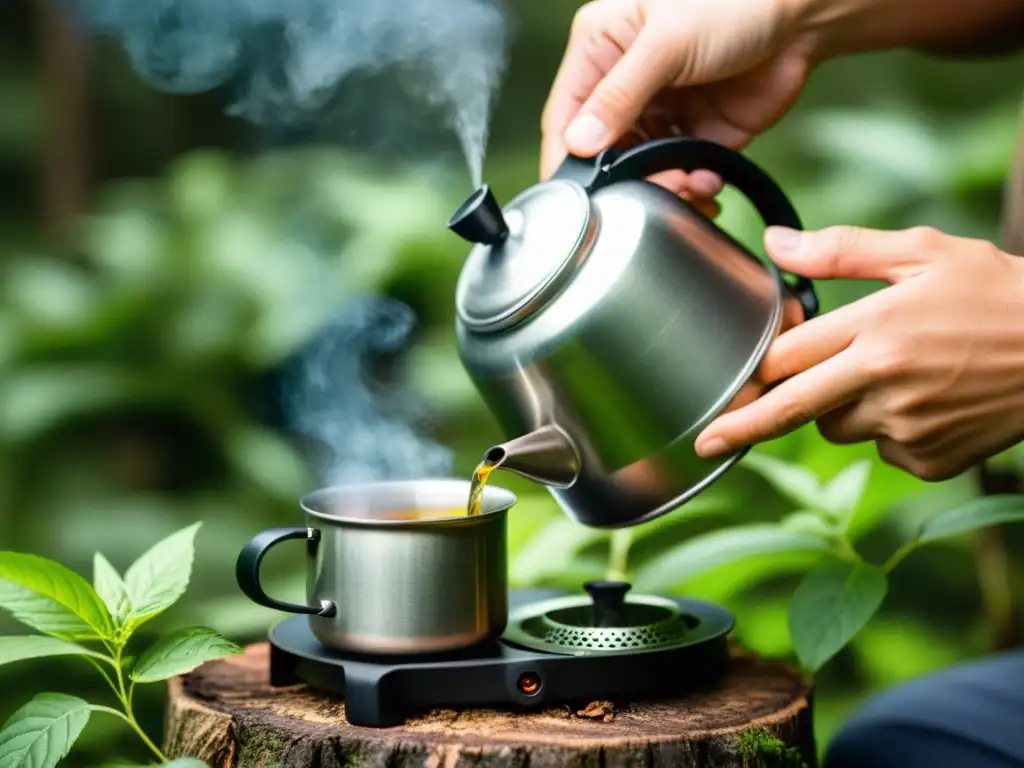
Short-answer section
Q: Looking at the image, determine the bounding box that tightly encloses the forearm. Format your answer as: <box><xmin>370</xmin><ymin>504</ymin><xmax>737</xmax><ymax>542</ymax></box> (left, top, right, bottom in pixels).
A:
<box><xmin>792</xmin><ymin>0</ymin><xmax>1024</xmax><ymax>61</ymax></box>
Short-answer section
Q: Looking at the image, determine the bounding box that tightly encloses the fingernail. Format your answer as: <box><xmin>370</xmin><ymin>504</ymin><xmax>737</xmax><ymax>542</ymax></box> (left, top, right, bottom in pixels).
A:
<box><xmin>565</xmin><ymin>113</ymin><xmax>609</xmax><ymax>152</ymax></box>
<box><xmin>765</xmin><ymin>226</ymin><xmax>802</xmax><ymax>255</ymax></box>
<box><xmin>695</xmin><ymin>436</ymin><xmax>728</xmax><ymax>458</ymax></box>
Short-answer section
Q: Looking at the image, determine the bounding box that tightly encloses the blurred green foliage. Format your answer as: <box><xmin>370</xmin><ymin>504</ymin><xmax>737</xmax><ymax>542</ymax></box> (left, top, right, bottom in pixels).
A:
<box><xmin>0</xmin><ymin>524</ymin><xmax>243</xmax><ymax>767</ymax></box>
<box><xmin>1</xmin><ymin>0</ymin><xmax>1024</xmax><ymax>764</ymax></box>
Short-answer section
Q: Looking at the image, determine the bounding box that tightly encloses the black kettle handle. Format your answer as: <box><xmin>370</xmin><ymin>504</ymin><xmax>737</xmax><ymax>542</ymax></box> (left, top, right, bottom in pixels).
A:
<box><xmin>235</xmin><ymin>527</ymin><xmax>336</xmax><ymax>617</ymax></box>
<box><xmin>552</xmin><ymin>138</ymin><xmax>819</xmax><ymax>319</ymax></box>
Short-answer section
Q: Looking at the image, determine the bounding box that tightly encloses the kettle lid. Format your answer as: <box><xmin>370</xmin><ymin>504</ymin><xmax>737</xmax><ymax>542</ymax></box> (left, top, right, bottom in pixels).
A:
<box><xmin>451</xmin><ymin>179</ymin><xmax>595</xmax><ymax>332</ymax></box>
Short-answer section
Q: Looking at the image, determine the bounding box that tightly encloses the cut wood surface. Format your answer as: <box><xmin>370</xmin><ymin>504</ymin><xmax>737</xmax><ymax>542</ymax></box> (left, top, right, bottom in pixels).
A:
<box><xmin>164</xmin><ymin>643</ymin><xmax>815</xmax><ymax>767</ymax></box>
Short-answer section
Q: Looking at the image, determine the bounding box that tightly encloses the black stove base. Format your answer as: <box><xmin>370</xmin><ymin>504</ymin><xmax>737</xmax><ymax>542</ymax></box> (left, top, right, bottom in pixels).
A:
<box><xmin>268</xmin><ymin>590</ymin><xmax>734</xmax><ymax>727</ymax></box>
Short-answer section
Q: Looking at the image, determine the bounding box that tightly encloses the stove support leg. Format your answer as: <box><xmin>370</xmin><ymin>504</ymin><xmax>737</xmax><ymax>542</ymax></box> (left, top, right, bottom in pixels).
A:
<box><xmin>343</xmin><ymin>671</ymin><xmax>404</xmax><ymax>728</ymax></box>
<box><xmin>269</xmin><ymin>642</ymin><xmax>299</xmax><ymax>687</ymax></box>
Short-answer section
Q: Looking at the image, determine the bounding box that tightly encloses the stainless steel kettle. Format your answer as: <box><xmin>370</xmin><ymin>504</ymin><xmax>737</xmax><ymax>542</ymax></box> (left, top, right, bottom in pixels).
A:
<box><xmin>447</xmin><ymin>137</ymin><xmax>819</xmax><ymax>529</ymax></box>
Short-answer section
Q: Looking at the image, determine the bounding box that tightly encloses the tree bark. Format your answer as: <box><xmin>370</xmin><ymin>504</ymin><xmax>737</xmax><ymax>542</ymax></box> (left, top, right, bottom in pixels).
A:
<box><xmin>34</xmin><ymin>0</ymin><xmax>91</xmax><ymax>240</ymax></box>
<box><xmin>164</xmin><ymin>644</ymin><xmax>816</xmax><ymax>767</ymax></box>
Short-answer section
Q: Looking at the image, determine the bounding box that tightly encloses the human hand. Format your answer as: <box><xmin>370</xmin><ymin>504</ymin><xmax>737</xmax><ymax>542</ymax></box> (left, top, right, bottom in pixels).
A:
<box><xmin>694</xmin><ymin>226</ymin><xmax>1024</xmax><ymax>481</ymax></box>
<box><xmin>539</xmin><ymin>0</ymin><xmax>822</xmax><ymax>213</ymax></box>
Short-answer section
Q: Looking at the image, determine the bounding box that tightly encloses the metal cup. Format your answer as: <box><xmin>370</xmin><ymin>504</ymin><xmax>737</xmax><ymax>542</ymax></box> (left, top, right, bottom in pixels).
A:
<box><xmin>236</xmin><ymin>478</ymin><xmax>514</xmax><ymax>656</ymax></box>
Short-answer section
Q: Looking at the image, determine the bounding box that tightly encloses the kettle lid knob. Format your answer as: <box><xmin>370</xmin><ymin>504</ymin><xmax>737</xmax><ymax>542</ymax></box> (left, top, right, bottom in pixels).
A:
<box><xmin>451</xmin><ymin>179</ymin><xmax>596</xmax><ymax>333</ymax></box>
<box><xmin>448</xmin><ymin>185</ymin><xmax>509</xmax><ymax>245</ymax></box>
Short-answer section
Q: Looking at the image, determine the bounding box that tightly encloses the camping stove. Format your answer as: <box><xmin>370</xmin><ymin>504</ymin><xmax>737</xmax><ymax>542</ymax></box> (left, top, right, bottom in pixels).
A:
<box><xmin>268</xmin><ymin>582</ymin><xmax>734</xmax><ymax>727</ymax></box>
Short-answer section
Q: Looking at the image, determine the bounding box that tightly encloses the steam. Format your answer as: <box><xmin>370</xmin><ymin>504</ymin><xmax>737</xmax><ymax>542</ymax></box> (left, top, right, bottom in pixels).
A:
<box><xmin>75</xmin><ymin>0</ymin><xmax>510</xmax><ymax>186</ymax></box>
<box><xmin>70</xmin><ymin>0</ymin><xmax>508</xmax><ymax>487</ymax></box>
<box><xmin>278</xmin><ymin>296</ymin><xmax>453</xmax><ymax>485</ymax></box>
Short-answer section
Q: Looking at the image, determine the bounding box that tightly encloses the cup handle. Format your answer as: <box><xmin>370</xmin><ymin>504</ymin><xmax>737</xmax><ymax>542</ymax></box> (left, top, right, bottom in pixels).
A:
<box><xmin>235</xmin><ymin>527</ymin><xmax>336</xmax><ymax>617</ymax></box>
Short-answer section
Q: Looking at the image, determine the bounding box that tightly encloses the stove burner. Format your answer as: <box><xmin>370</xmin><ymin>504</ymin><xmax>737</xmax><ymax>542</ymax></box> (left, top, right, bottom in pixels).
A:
<box><xmin>503</xmin><ymin>582</ymin><xmax>698</xmax><ymax>654</ymax></box>
<box><xmin>268</xmin><ymin>588</ymin><xmax>734</xmax><ymax>727</ymax></box>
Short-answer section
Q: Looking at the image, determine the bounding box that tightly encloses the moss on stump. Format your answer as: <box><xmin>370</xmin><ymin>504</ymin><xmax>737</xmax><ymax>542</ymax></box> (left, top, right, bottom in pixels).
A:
<box><xmin>164</xmin><ymin>644</ymin><xmax>816</xmax><ymax>767</ymax></box>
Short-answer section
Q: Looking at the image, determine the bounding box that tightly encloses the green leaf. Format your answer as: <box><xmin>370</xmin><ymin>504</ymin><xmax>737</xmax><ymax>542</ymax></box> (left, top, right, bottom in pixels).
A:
<box><xmin>741</xmin><ymin>452</ymin><xmax>825</xmax><ymax>511</ymax></box>
<box><xmin>0</xmin><ymin>583</ymin><xmax>92</xmax><ymax>640</ymax></box>
<box><xmin>668</xmin><ymin>550</ymin><xmax>825</xmax><ymax>604</ymax></box>
<box><xmin>846</xmin><ymin>456</ymin><xmax>928</xmax><ymax>540</ymax></box>
<box><xmin>0</xmin><ymin>635</ymin><xmax>109</xmax><ymax>667</ymax></box>
<box><xmin>781</xmin><ymin>511</ymin><xmax>836</xmax><ymax>538</ymax></box>
<box><xmin>511</xmin><ymin>490</ymin><xmax>736</xmax><ymax>586</ymax></box>
<box><xmin>92</xmin><ymin>554</ymin><xmax>130</xmax><ymax>628</ymax></box>
<box><xmin>510</xmin><ymin>517</ymin><xmax>607</xmax><ymax>586</ymax></box>
<box><xmin>917</xmin><ymin>495</ymin><xmax>1024</xmax><ymax>544</ymax></box>
<box><xmin>0</xmin><ymin>553</ymin><xmax>112</xmax><ymax>640</ymax></box>
<box><xmin>787</xmin><ymin>560</ymin><xmax>888</xmax><ymax>672</ymax></box>
<box><xmin>123</xmin><ymin>523</ymin><xmax>202</xmax><ymax>632</ymax></box>
<box><xmin>629</xmin><ymin>490</ymin><xmax>735</xmax><ymax>544</ymax></box>
<box><xmin>0</xmin><ymin>693</ymin><xmax>91</xmax><ymax>768</ymax></box>
<box><xmin>820</xmin><ymin>461</ymin><xmax>872</xmax><ymax>523</ymax></box>
<box><xmin>130</xmin><ymin>627</ymin><xmax>242</xmax><ymax>683</ymax></box>
<box><xmin>632</xmin><ymin>524</ymin><xmax>832</xmax><ymax>593</ymax></box>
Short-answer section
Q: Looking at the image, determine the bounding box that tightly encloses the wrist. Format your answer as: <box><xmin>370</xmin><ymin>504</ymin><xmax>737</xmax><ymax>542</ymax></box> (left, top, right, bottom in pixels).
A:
<box><xmin>785</xmin><ymin>0</ymin><xmax>1024</xmax><ymax>62</ymax></box>
<box><xmin>778</xmin><ymin>0</ymin><xmax>871</xmax><ymax>66</ymax></box>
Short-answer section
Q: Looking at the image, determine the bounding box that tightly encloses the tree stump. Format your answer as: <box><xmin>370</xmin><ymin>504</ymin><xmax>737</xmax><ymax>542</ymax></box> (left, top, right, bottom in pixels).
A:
<box><xmin>164</xmin><ymin>644</ymin><xmax>815</xmax><ymax>768</ymax></box>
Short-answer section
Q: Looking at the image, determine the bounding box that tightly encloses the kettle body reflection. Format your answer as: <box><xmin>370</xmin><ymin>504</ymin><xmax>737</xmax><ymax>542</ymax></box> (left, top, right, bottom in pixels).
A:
<box><xmin>448</xmin><ymin>138</ymin><xmax>819</xmax><ymax>529</ymax></box>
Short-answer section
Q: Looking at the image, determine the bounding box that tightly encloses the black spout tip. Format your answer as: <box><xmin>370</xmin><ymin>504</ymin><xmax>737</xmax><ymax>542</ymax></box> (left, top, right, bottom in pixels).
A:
<box><xmin>448</xmin><ymin>184</ymin><xmax>509</xmax><ymax>245</ymax></box>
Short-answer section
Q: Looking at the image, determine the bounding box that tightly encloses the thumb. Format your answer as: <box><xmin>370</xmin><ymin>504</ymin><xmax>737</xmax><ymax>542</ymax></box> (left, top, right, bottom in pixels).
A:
<box><xmin>764</xmin><ymin>225</ymin><xmax>938</xmax><ymax>284</ymax></box>
<box><xmin>564</xmin><ymin>27</ymin><xmax>679</xmax><ymax>157</ymax></box>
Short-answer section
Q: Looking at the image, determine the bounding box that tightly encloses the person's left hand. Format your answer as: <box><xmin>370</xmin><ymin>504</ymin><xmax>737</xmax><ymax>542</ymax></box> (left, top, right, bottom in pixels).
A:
<box><xmin>694</xmin><ymin>224</ymin><xmax>1024</xmax><ymax>481</ymax></box>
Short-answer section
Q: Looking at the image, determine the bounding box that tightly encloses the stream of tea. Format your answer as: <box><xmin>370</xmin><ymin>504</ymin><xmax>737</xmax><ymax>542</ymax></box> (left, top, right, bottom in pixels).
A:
<box><xmin>370</xmin><ymin>454</ymin><xmax>499</xmax><ymax>520</ymax></box>
<box><xmin>467</xmin><ymin>455</ymin><xmax>500</xmax><ymax>516</ymax></box>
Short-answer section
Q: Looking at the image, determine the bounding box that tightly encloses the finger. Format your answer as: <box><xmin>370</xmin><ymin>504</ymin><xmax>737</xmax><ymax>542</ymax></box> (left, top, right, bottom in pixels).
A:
<box><xmin>701</xmin><ymin>52</ymin><xmax>811</xmax><ymax>140</ymax></box>
<box><xmin>692</xmin><ymin>198</ymin><xmax>721</xmax><ymax>219</ymax></box>
<box><xmin>646</xmin><ymin>170</ymin><xmax>722</xmax><ymax>198</ymax></box>
<box><xmin>875</xmin><ymin>438</ymin><xmax>917</xmax><ymax>474</ymax></box>
<box><xmin>874</xmin><ymin>437</ymin><xmax>957</xmax><ymax>482</ymax></box>
<box><xmin>648</xmin><ymin>169</ymin><xmax>689</xmax><ymax>194</ymax></box>
<box><xmin>780</xmin><ymin>291</ymin><xmax>805</xmax><ymax>331</ymax></box>
<box><xmin>816</xmin><ymin>401</ymin><xmax>878</xmax><ymax>445</ymax></box>
<box><xmin>757</xmin><ymin>298</ymin><xmax>879</xmax><ymax>385</ymax></box>
<box><xmin>610</xmin><ymin>125</ymin><xmax>723</xmax><ymax>214</ymax></box>
<box><xmin>619</xmin><ymin>128</ymin><xmax>721</xmax><ymax>213</ymax></box>
<box><xmin>564</xmin><ymin>26</ymin><xmax>681</xmax><ymax>157</ymax></box>
<box><xmin>683</xmin><ymin>169</ymin><xmax>723</xmax><ymax>198</ymax></box>
<box><xmin>539</xmin><ymin>4</ymin><xmax>616</xmax><ymax>179</ymax></box>
<box><xmin>694</xmin><ymin>347</ymin><xmax>870</xmax><ymax>458</ymax></box>
<box><xmin>660</xmin><ymin>87</ymin><xmax>753</xmax><ymax>149</ymax></box>
<box><xmin>764</xmin><ymin>225</ymin><xmax>944</xmax><ymax>284</ymax></box>
<box><xmin>877</xmin><ymin>437</ymin><xmax>978</xmax><ymax>483</ymax></box>
<box><xmin>634</xmin><ymin>107</ymin><xmax>725</xmax><ymax>201</ymax></box>
<box><xmin>540</xmin><ymin>131</ymin><xmax>568</xmax><ymax>182</ymax></box>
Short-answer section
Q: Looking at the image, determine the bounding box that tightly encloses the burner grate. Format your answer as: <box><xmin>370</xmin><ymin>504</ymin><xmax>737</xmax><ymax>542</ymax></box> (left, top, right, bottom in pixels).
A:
<box><xmin>532</xmin><ymin>624</ymin><xmax>684</xmax><ymax>651</ymax></box>
<box><xmin>504</xmin><ymin>594</ymin><xmax>697</xmax><ymax>655</ymax></box>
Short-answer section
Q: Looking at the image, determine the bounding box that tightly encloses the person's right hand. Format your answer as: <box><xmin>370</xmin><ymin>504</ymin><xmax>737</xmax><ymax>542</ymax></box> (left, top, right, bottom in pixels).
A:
<box><xmin>540</xmin><ymin>0</ymin><xmax>824</xmax><ymax>208</ymax></box>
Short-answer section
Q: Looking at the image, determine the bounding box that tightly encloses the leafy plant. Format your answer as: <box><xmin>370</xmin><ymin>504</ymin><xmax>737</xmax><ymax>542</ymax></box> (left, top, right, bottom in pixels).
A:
<box><xmin>509</xmin><ymin>489</ymin><xmax>736</xmax><ymax>587</ymax></box>
<box><xmin>0</xmin><ymin>523</ymin><xmax>240</xmax><ymax>767</ymax></box>
<box><xmin>629</xmin><ymin>452</ymin><xmax>1024</xmax><ymax>673</ymax></box>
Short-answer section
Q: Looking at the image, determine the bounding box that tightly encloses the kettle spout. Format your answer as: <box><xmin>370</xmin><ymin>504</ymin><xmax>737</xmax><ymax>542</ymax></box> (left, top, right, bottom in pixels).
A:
<box><xmin>484</xmin><ymin>425</ymin><xmax>579</xmax><ymax>488</ymax></box>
